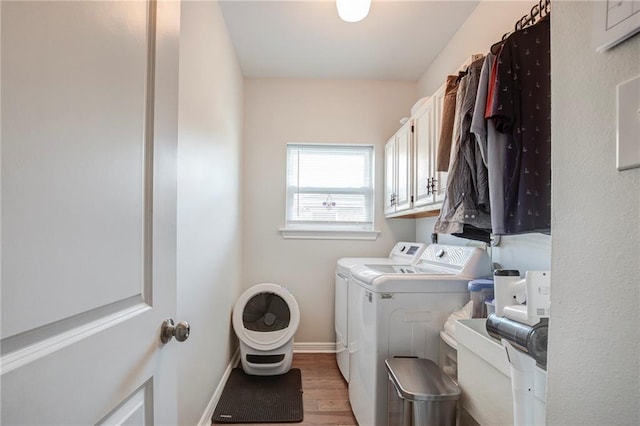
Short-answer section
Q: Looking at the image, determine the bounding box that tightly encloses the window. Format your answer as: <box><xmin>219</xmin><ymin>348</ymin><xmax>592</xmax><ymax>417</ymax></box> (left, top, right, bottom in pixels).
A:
<box><xmin>283</xmin><ymin>144</ymin><xmax>377</xmax><ymax>239</ymax></box>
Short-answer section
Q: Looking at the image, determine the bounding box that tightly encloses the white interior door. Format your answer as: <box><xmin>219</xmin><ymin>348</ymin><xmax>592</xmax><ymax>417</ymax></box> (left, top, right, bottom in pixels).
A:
<box><xmin>1</xmin><ymin>1</ymin><xmax>180</xmax><ymax>424</ymax></box>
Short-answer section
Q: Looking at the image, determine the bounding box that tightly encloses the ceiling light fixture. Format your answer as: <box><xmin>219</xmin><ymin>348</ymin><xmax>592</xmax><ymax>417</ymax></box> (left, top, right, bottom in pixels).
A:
<box><xmin>336</xmin><ymin>0</ymin><xmax>371</xmax><ymax>23</ymax></box>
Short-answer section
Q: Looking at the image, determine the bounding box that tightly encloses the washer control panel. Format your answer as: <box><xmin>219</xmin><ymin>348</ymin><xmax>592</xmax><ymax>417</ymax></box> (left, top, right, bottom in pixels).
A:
<box><xmin>389</xmin><ymin>242</ymin><xmax>427</xmax><ymax>263</ymax></box>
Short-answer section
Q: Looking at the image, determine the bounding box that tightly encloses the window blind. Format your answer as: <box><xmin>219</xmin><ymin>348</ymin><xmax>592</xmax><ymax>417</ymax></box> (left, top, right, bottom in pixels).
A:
<box><xmin>286</xmin><ymin>144</ymin><xmax>374</xmax><ymax>230</ymax></box>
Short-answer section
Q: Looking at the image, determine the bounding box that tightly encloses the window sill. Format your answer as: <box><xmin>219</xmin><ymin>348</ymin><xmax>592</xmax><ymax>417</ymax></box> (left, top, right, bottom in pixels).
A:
<box><xmin>279</xmin><ymin>228</ymin><xmax>381</xmax><ymax>240</ymax></box>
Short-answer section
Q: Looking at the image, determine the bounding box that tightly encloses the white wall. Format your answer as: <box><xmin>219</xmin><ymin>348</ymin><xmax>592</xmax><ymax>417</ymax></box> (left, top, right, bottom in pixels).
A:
<box><xmin>243</xmin><ymin>79</ymin><xmax>417</xmax><ymax>343</ymax></box>
<box><xmin>415</xmin><ymin>0</ymin><xmax>552</xmax><ymax>273</ymax></box>
<box><xmin>177</xmin><ymin>2</ymin><xmax>244</xmax><ymax>425</ymax></box>
<box><xmin>547</xmin><ymin>2</ymin><xmax>640</xmax><ymax>424</ymax></box>
<box><xmin>418</xmin><ymin>0</ymin><xmax>536</xmax><ymax>96</ymax></box>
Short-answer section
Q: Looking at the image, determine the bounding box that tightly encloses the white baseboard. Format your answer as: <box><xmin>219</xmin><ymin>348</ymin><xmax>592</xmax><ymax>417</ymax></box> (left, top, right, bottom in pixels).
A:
<box><xmin>197</xmin><ymin>348</ymin><xmax>240</xmax><ymax>426</ymax></box>
<box><xmin>294</xmin><ymin>342</ymin><xmax>336</xmax><ymax>353</ymax></box>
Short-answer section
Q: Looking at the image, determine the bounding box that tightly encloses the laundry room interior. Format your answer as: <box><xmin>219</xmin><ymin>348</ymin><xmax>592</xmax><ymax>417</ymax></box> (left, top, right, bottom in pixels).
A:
<box><xmin>1</xmin><ymin>0</ymin><xmax>639</xmax><ymax>425</ymax></box>
<box><xmin>184</xmin><ymin>1</ymin><xmax>639</xmax><ymax>424</ymax></box>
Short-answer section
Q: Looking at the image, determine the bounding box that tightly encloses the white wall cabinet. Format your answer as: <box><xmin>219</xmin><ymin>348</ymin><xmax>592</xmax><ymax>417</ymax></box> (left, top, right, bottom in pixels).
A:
<box><xmin>412</xmin><ymin>95</ymin><xmax>436</xmax><ymax>208</ymax></box>
<box><xmin>384</xmin><ymin>137</ymin><xmax>396</xmax><ymax>215</ymax></box>
<box><xmin>385</xmin><ymin>82</ymin><xmax>447</xmax><ymax>218</ymax></box>
<box><xmin>384</xmin><ymin>121</ymin><xmax>413</xmax><ymax>215</ymax></box>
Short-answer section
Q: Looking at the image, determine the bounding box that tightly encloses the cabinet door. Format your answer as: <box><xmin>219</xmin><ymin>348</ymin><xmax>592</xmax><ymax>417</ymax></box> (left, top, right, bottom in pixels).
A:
<box><xmin>433</xmin><ymin>83</ymin><xmax>448</xmax><ymax>204</ymax></box>
<box><xmin>394</xmin><ymin>122</ymin><xmax>413</xmax><ymax>211</ymax></box>
<box><xmin>384</xmin><ymin>137</ymin><xmax>396</xmax><ymax>215</ymax></box>
<box><xmin>413</xmin><ymin>99</ymin><xmax>435</xmax><ymax>208</ymax></box>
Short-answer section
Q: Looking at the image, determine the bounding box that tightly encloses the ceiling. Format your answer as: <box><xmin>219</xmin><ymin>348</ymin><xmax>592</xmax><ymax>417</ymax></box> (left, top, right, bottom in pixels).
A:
<box><xmin>218</xmin><ymin>0</ymin><xmax>480</xmax><ymax>81</ymax></box>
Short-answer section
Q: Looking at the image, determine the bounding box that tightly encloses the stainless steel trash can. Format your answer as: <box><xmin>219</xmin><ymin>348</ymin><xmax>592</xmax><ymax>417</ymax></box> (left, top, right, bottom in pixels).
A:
<box><xmin>386</xmin><ymin>358</ymin><xmax>460</xmax><ymax>426</ymax></box>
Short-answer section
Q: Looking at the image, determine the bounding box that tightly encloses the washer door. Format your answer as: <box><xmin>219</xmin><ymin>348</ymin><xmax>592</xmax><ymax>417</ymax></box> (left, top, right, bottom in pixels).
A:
<box><xmin>233</xmin><ymin>283</ymin><xmax>300</xmax><ymax>351</ymax></box>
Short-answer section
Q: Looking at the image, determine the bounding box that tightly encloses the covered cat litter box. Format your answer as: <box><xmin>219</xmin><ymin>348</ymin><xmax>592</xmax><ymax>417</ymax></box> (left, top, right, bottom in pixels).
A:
<box><xmin>232</xmin><ymin>283</ymin><xmax>300</xmax><ymax>375</ymax></box>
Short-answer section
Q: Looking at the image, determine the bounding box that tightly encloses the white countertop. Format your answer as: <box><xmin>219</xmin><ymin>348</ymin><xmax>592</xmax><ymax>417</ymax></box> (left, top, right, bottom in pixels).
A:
<box><xmin>456</xmin><ymin>318</ymin><xmax>512</xmax><ymax>377</ymax></box>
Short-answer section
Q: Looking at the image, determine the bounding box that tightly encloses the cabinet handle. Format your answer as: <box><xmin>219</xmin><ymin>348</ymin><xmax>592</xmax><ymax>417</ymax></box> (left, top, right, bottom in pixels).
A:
<box><xmin>430</xmin><ymin>178</ymin><xmax>437</xmax><ymax>193</ymax></box>
<box><xmin>426</xmin><ymin>178</ymin><xmax>432</xmax><ymax>195</ymax></box>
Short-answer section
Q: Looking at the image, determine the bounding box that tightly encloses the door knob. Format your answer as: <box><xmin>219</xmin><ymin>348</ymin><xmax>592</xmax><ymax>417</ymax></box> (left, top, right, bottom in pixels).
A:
<box><xmin>160</xmin><ymin>318</ymin><xmax>190</xmax><ymax>344</ymax></box>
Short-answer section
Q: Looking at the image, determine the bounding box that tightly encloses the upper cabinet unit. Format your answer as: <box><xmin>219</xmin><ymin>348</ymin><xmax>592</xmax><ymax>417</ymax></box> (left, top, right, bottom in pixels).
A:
<box><xmin>413</xmin><ymin>84</ymin><xmax>448</xmax><ymax>208</ymax></box>
<box><xmin>384</xmin><ymin>120</ymin><xmax>413</xmax><ymax>215</ymax></box>
<box><xmin>384</xmin><ymin>82</ymin><xmax>448</xmax><ymax>218</ymax></box>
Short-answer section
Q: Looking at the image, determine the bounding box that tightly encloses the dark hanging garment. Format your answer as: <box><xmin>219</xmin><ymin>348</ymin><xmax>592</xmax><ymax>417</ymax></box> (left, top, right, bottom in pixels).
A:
<box><xmin>434</xmin><ymin>57</ymin><xmax>492</xmax><ymax>236</ymax></box>
<box><xmin>489</xmin><ymin>16</ymin><xmax>551</xmax><ymax>235</ymax></box>
<box><xmin>485</xmin><ymin>45</ymin><xmax>503</xmax><ymax>120</ymax></box>
<box><xmin>452</xmin><ymin>224</ymin><xmax>491</xmax><ymax>244</ymax></box>
<box><xmin>471</xmin><ymin>52</ymin><xmax>509</xmax><ymax>235</ymax></box>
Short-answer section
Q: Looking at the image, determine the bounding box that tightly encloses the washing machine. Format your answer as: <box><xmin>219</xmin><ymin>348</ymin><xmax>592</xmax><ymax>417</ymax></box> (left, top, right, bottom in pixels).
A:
<box><xmin>347</xmin><ymin>244</ymin><xmax>491</xmax><ymax>426</ymax></box>
<box><xmin>335</xmin><ymin>242</ymin><xmax>426</xmax><ymax>382</ymax></box>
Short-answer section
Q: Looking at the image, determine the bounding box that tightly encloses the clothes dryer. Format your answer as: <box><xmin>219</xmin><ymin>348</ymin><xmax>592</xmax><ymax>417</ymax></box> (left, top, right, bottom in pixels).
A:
<box><xmin>334</xmin><ymin>242</ymin><xmax>426</xmax><ymax>382</ymax></box>
<box><xmin>347</xmin><ymin>244</ymin><xmax>491</xmax><ymax>426</ymax></box>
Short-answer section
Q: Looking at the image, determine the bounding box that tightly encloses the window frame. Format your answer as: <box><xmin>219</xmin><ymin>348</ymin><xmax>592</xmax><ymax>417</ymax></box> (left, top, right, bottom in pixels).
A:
<box><xmin>280</xmin><ymin>143</ymin><xmax>380</xmax><ymax>240</ymax></box>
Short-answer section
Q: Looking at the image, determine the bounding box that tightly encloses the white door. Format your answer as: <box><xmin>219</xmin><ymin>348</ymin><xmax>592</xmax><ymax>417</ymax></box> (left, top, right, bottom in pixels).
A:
<box><xmin>394</xmin><ymin>121</ymin><xmax>413</xmax><ymax>212</ymax></box>
<box><xmin>412</xmin><ymin>98</ymin><xmax>435</xmax><ymax>208</ymax></box>
<box><xmin>383</xmin><ymin>137</ymin><xmax>396</xmax><ymax>215</ymax></box>
<box><xmin>1</xmin><ymin>1</ymin><xmax>181</xmax><ymax>424</ymax></box>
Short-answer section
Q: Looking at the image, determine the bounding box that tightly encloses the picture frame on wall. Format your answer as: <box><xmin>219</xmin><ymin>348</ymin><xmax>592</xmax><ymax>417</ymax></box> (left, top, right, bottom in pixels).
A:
<box><xmin>593</xmin><ymin>0</ymin><xmax>640</xmax><ymax>52</ymax></box>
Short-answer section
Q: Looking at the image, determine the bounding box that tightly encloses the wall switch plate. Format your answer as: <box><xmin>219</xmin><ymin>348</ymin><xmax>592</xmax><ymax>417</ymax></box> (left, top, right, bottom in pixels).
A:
<box><xmin>616</xmin><ymin>74</ymin><xmax>640</xmax><ymax>171</ymax></box>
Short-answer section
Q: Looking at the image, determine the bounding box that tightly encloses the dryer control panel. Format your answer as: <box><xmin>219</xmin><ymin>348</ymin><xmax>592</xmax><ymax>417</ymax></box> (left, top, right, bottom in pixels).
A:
<box><xmin>389</xmin><ymin>242</ymin><xmax>427</xmax><ymax>262</ymax></box>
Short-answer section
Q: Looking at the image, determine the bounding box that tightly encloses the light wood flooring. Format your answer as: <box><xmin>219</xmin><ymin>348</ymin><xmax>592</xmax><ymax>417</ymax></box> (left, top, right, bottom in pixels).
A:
<box><xmin>233</xmin><ymin>353</ymin><xmax>358</xmax><ymax>426</ymax></box>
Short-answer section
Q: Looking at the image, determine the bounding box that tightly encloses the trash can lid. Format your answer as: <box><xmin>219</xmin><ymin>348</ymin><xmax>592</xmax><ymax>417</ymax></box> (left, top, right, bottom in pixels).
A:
<box><xmin>468</xmin><ymin>277</ymin><xmax>494</xmax><ymax>291</ymax></box>
<box><xmin>385</xmin><ymin>358</ymin><xmax>460</xmax><ymax>402</ymax></box>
